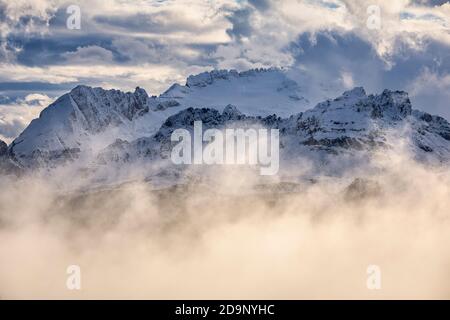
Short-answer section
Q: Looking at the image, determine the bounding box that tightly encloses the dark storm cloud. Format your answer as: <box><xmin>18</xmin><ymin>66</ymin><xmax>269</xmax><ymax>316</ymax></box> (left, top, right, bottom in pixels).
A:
<box><xmin>0</xmin><ymin>2</ymin><xmax>7</xmax><ymax>23</ymax></box>
<box><xmin>0</xmin><ymin>94</ymin><xmax>14</xmax><ymax>104</ymax></box>
<box><xmin>248</xmin><ymin>0</ymin><xmax>271</xmax><ymax>11</ymax></box>
<box><xmin>225</xmin><ymin>7</ymin><xmax>253</xmax><ymax>41</ymax></box>
<box><xmin>412</xmin><ymin>0</ymin><xmax>449</xmax><ymax>6</ymax></box>
<box><xmin>3</xmin><ymin>13</ymin><xmax>50</xmax><ymax>33</ymax></box>
<box><xmin>48</xmin><ymin>5</ymin><xmax>71</xmax><ymax>29</ymax></box>
<box><xmin>7</xmin><ymin>33</ymin><xmax>116</xmax><ymax>66</ymax></box>
<box><xmin>292</xmin><ymin>31</ymin><xmax>449</xmax><ymax>87</ymax></box>
<box><xmin>290</xmin><ymin>32</ymin><xmax>383</xmax><ymax>88</ymax></box>
<box><xmin>0</xmin><ymin>81</ymin><xmax>75</xmax><ymax>92</ymax></box>
<box><xmin>290</xmin><ymin>31</ymin><xmax>450</xmax><ymax>118</ymax></box>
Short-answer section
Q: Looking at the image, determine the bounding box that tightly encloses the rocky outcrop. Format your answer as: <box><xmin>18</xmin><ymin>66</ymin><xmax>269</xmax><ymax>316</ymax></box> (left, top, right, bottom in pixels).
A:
<box><xmin>0</xmin><ymin>140</ymin><xmax>22</xmax><ymax>176</ymax></box>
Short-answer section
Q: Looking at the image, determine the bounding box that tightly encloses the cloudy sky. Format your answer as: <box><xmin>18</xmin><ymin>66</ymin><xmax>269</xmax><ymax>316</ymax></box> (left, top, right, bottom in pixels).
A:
<box><xmin>0</xmin><ymin>0</ymin><xmax>449</xmax><ymax>142</ymax></box>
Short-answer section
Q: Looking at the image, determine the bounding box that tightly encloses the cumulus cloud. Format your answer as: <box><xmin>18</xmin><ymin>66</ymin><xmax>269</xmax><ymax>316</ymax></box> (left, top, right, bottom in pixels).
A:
<box><xmin>22</xmin><ymin>92</ymin><xmax>53</xmax><ymax>106</ymax></box>
<box><xmin>212</xmin><ymin>0</ymin><xmax>450</xmax><ymax>70</ymax></box>
<box><xmin>0</xmin><ymin>0</ymin><xmax>57</xmax><ymax>61</ymax></box>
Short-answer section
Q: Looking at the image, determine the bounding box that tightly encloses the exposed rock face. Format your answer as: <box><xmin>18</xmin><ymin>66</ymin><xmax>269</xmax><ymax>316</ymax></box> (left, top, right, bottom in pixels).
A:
<box><xmin>69</xmin><ymin>85</ymin><xmax>150</xmax><ymax>131</ymax></box>
<box><xmin>0</xmin><ymin>139</ymin><xmax>22</xmax><ymax>176</ymax></box>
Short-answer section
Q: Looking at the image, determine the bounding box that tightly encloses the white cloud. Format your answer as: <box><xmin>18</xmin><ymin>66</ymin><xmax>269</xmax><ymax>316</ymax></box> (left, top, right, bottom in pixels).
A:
<box><xmin>63</xmin><ymin>46</ymin><xmax>114</xmax><ymax>65</ymax></box>
<box><xmin>340</xmin><ymin>70</ymin><xmax>355</xmax><ymax>89</ymax></box>
<box><xmin>408</xmin><ymin>68</ymin><xmax>450</xmax><ymax>118</ymax></box>
<box><xmin>0</xmin><ymin>0</ymin><xmax>58</xmax><ymax>61</ymax></box>
<box><xmin>211</xmin><ymin>0</ymin><xmax>450</xmax><ymax>70</ymax></box>
<box><xmin>0</xmin><ymin>93</ymin><xmax>54</xmax><ymax>143</ymax></box>
<box><xmin>23</xmin><ymin>93</ymin><xmax>54</xmax><ymax>107</ymax></box>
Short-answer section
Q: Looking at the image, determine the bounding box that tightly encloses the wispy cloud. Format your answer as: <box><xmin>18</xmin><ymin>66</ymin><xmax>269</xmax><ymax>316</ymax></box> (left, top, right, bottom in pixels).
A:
<box><xmin>0</xmin><ymin>92</ymin><xmax>53</xmax><ymax>143</ymax></box>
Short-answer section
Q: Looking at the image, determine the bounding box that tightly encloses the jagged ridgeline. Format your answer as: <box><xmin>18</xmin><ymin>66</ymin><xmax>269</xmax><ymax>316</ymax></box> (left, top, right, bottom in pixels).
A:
<box><xmin>2</xmin><ymin>68</ymin><xmax>450</xmax><ymax>182</ymax></box>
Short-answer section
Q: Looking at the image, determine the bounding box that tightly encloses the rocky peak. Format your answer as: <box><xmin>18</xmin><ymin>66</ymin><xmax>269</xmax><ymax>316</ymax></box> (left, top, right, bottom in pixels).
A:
<box><xmin>186</xmin><ymin>70</ymin><xmax>235</xmax><ymax>87</ymax></box>
<box><xmin>222</xmin><ymin>104</ymin><xmax>243</xmax><ymax>120</ymax></box>
<box><xmin>370</xmin><ymin>89</ymin><xmax>412</xmax><ymax>119</ymax></box>
<box><xmin>343</xmin><ymin>87</ymin><xmax>366</xmax><ymax>98</ymax></box>
<box><xmin>134</xmin><ymin>86</ymin><xmax>149</xmax><ymax>104</ymax></box>
<box><xmin>161</xmin><ymin>107</ymin><xmax>222</xmax><ymax>129</ymax></box>
<box><xmin>68</xmin><ymin>85</ymin><xmax>150</xmax><ymax>132</ymax></box>
<box><xmin>185</xmin><ymin>68</ymin><xmax>282</xmax><ymax>88</ymax></box>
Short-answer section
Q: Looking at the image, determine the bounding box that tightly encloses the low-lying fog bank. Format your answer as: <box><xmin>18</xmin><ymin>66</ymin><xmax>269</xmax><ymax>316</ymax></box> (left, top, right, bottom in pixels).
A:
<box><xmin>1</xmin><ymin>151</ymin><xmax>450</xmax><ymax>299</ymax></box>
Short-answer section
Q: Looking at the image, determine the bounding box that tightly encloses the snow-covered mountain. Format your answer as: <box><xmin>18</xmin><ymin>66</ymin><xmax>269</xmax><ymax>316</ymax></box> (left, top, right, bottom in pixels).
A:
<box><xmin>4</xmin><ymin>68</ymin><xmax>450</xmax><ymax>186</ymax></box>
<box><xmin>8</xmin><ymin>68</ymin><xmax>308</xmax><ymax>168</ymax></box>
<box><xmin>97</xmin><ymin>87</ymin><xmax>450</xmax><ymax>180</ymax></box>
<box><xmin>8</xmin><ymin>85</ymin><xmax>151</xmax><ymax>168</ymax></box>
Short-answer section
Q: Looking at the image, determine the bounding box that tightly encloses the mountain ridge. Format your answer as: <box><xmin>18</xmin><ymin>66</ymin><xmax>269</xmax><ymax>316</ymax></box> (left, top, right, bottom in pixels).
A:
<box><xmin>97</xmin><ymin>87</ymin><xmax>450</xmax><ymax>171</ymax></box>
<box><xmin>7</xmin><ymin>68</ymin><xmax>308</xmax><ymax>168</ymax></box>
<box><xmin>2</xmin><ymin>68</ymin><xmax>450</xmax><ymax>186</ymax></box>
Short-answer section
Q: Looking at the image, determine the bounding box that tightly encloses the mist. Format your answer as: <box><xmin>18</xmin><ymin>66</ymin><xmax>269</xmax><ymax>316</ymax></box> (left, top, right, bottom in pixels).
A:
<box><xmin>1</xmin><ymin>147</ymin><xmax>450</xmax><ymax>299</ymax></box>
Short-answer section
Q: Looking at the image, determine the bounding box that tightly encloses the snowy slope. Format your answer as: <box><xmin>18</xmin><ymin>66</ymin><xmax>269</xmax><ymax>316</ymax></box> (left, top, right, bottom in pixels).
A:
<box><xmin>159</xmin><ymin>68</ymin><xmax>309</xmax><ymax>117</ymax></box>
